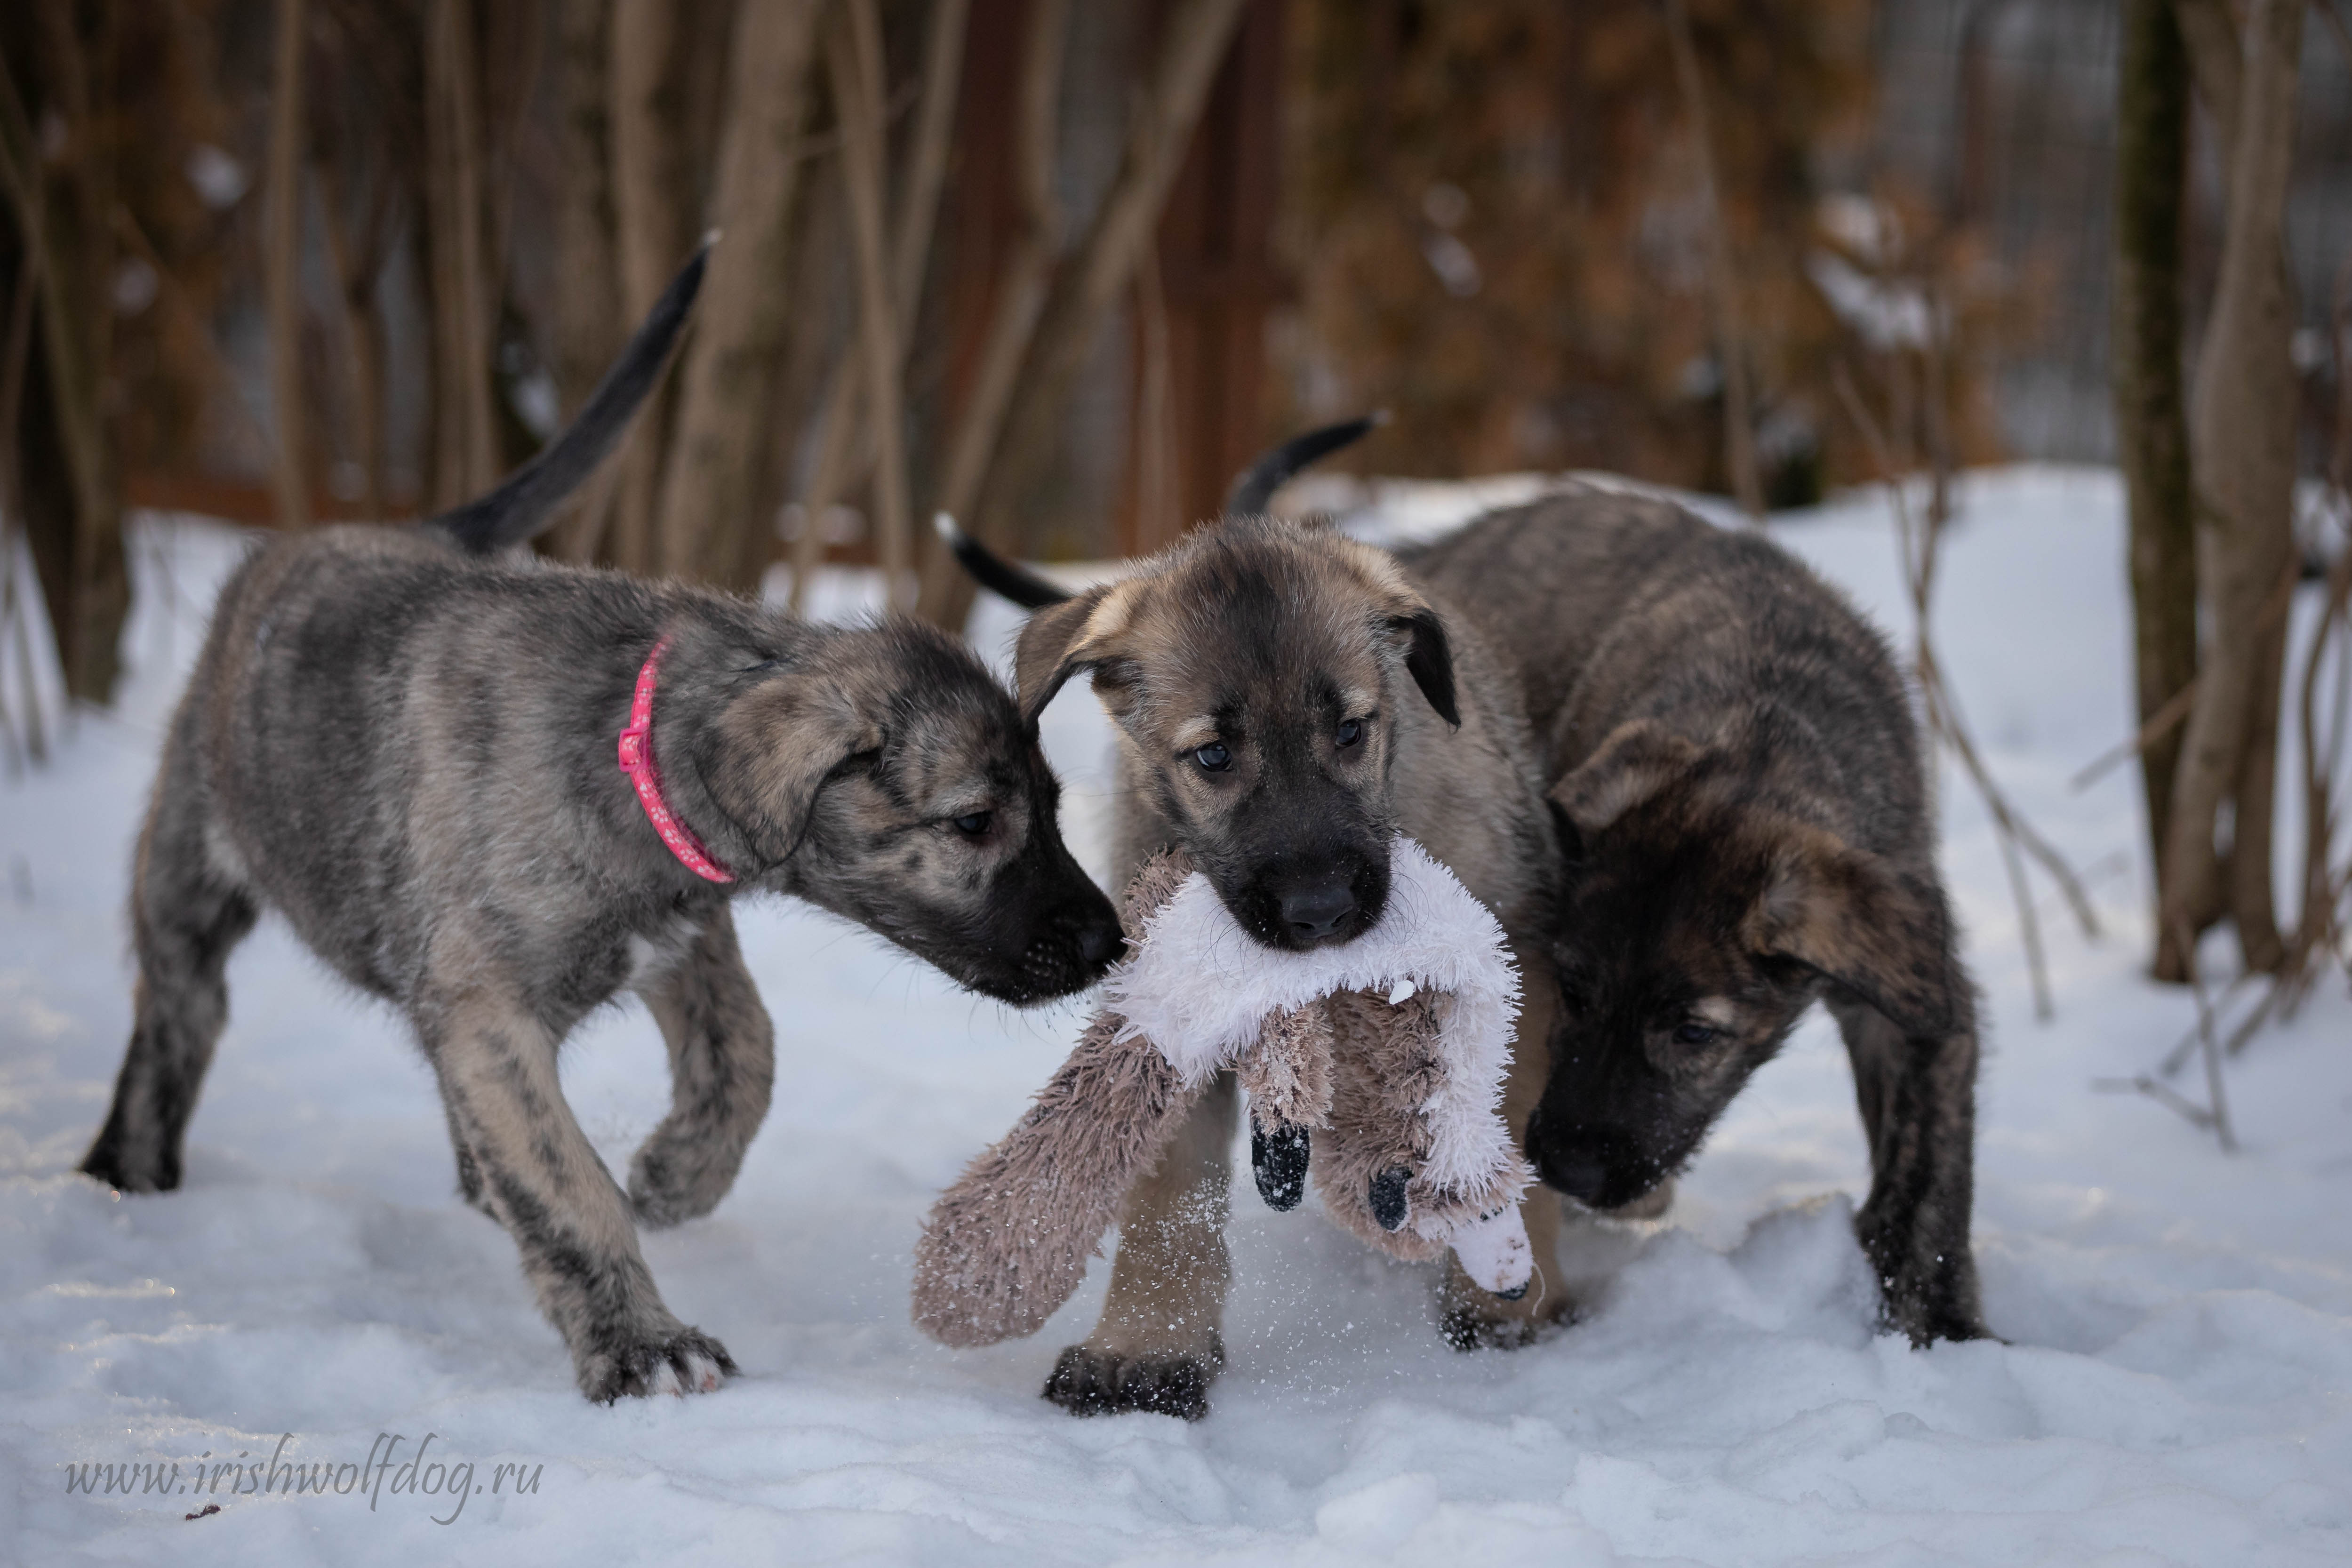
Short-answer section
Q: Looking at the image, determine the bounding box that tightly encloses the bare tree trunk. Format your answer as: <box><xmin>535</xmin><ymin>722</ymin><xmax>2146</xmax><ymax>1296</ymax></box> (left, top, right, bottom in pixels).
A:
<box><xmin>2174</xmin><ymin>0</ymin><xmax>2240</xmax><ymax>165</ymax></box>
<box><xmin>653</xmin><ymin>0</ymin><xmax>824</xmax><ymax>590</ymax></box>
<box><xmin>606</xmin><ymin>0</ymin><xmax>693</xmax><ymax>574</ymax></box>
<box><xmin>546</xmin><ymin>0</ymin><xmax>624</xmax><ymax>560</ymax></box>
<box><xmin>911</xmin><ymin>0</ymin><xmax>1070</xmax><ymax>623</ymax></box>
<box><xmin>2162</xmin><ymin>0</ymin><xmax>2304</xmax><ymax>977</ymax></box>
<box><xmin>1132</xmin><ymin>241</ymin><xmax>1179</xmax><ymax>549</ymax></box>
<box><xmin>918</xmin><ymin>0</ymin><xmax>1250</xmax><ymax>630</ymax></box>
<box><xmin>888</xmin><ymin>0</ymin><xmax>969</xmax><ymax>342</ymax></box>
<box><xmin>826</xmin><ymin>0</ymin><xmax>915</xmax><ymax>606</ymax></box>
<box><xmin>423</xmin><ymin>0</ymin><xmax>499</xmax><ymax>508</ymax></box>
<box><xmin>0</xmin><ymin>2</ymin><xmax>127</xmax><ymax>704</ymax></box>
<box><xmin>1664</xmin><ymin>0</ymin><xmax>1762</xmax><ymax>522</ymax></box>
<box><xmin>312</xmin><ymin>147</ymin><xmax>392</xmax><ymax>522</ymax></box>
<box><xmin>2115</xmin><ymin>0</ymin><xmax>2200</xmax><ymax>963</ymax></box>
<box><xmin>266</xmin><ymin>0</ymin><xmax>311</xmax><ymax>529</ymax></box>
<box><xmin>791</xmin><ymin>0</ymin><xmax>969</xmax><ymax>611</ymax></box>
<box><xmin>0</xmin><ymin>184</ymin><xmax>49</xmax><ymax>761</ymax></box>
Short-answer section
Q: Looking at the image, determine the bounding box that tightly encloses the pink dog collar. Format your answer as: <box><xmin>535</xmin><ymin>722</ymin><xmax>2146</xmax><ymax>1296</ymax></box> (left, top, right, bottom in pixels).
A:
<box><xmin>617</xmin><ymin>634</ymin><xmax>736</xmax><ymax>884</ymax></box>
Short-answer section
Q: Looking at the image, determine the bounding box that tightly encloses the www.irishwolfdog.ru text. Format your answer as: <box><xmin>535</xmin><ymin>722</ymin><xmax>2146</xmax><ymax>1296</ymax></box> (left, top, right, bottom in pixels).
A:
<box><xmin>60</xmin><ymin>1432</ymin><xmax>539</xmax><ymax>1524</ymax></box>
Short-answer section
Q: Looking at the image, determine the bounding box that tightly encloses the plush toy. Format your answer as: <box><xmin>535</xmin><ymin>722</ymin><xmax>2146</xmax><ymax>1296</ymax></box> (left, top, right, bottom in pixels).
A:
<box><xmin>912</xmin><ymin>836</ymin><xmax>1536</xmax><ymax>1349</ymax></box>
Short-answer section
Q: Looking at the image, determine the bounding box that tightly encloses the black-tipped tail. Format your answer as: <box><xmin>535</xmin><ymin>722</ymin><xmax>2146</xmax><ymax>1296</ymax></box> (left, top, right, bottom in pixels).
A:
<box><xmin>1223</xmin><ymin>411</ymin><xmax>1384</xmax><ymax>518</ymax></box>
<box><xmin>435</xmin><ymin>235</ymin><xmax>714</xmax><ymax>555</ymax></box>
<box><xmin>934</xmin><ymin>512</ymin><xmax>1071</xmax><ymax>608</ymax></box>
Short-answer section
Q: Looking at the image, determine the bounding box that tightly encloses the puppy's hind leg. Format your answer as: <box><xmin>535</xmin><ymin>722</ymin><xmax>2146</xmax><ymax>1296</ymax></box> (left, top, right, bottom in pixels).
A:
<box><xmin>423</xmin><ymin>978</ymin><xmax>734</xmax><ymax>1401</ymax></box>
<box><xmin>82</xmin><ymin>751</ymin><xmax>258</xmax><ymax>1194</ymax></box>
<box><xmin>628</xmin><ymin>907</ymin><xmax>776</xmax><ymax>1227</ymax></box>
<box><xmin>1044</xmin><ymin>1072</ymin><xmax>1237</xmax><ymax>1421</ymax></box>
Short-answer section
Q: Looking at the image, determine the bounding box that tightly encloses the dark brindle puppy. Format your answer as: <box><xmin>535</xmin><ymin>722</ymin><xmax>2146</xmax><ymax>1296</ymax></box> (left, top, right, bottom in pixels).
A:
<box><xmin>1408</xmin><ymin>483</ymin><xmax>1986</xmax><ymax>1344</ymax></box>
<box><xmin>944</xmin><ymin>424</ymin><xmax>1565</xmax><ymax>1419</ymax></box>
<box><xmin>79</xmin><ymin>242</ymin><xmax>1122</xmax><ymax>1401</ymax></box>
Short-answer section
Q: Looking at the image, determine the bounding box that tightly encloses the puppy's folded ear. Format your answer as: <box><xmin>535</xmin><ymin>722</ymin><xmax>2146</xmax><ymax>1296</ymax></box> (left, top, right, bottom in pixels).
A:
<box><xmin>1390</xmin><ymin>607</ymin><xmax>1458</xmax><ymax>727</ymax></box>
<box><xmin>1744</xmin><ymin>824</ymin><xmax>1965</xmax><ymax>1039</ymax></box>
<box><xmin>1014</xmin><ymin>583</ymin><xmax>1138</xmax><ymax>727</ymax></box>
<box><xmin>708</xmin><ymin>684</ymin><xmax>884</xmax><ymax>864</ymax></box>
<box><xmin>1547</xmin><ymin>720</ymin><xmax>1704</xmax><ymax>834</ymax></box>
<box><xmin>1331</xmin><ymin>537</ymin><xmax>1457</xmax><ymax>726</ymax></box>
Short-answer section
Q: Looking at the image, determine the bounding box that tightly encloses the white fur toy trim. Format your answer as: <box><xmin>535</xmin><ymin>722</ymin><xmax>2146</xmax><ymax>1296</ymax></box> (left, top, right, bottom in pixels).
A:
<box><xmin>1447</xmin><ymin>1207</ymin><xmax>1534</xmax><ymax>1295</ymax></box>
<box><xmin>1104</xmin><ymin>836</ymin><xmax>1523</xmax><ymax>1208</ymax></box>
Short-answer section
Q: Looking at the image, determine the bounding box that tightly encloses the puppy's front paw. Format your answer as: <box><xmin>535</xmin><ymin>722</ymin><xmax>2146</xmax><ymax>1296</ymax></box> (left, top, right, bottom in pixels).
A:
<box><xmin>1876</xmin><ymin>1278</ymin><xmax>1992</xmax><ymax>1347</ymax></box>
<box><xmin>577</xmin><ymin>1327</ymin><xmax>737</xmax><ymax>1402</ymax></box>
<box><xmin>1857</xmin><ymin>1214</ymin><xmax>1988</xmax><ymax>1346</ymax></box>
<box><xmin>1041</xmin><ymin>1340</ymin><xmax>1224</xmax><ymax>1421</ymax></box>
<box><xmin>1438</xmin><ymin>1300</ymin><xmax>1572</xmax><ymax>1352</ymax></box>
<box><xmin>79</xmin><ymin>1138</ymin><xmax>176</xmax><ymax>1195</ymax></box>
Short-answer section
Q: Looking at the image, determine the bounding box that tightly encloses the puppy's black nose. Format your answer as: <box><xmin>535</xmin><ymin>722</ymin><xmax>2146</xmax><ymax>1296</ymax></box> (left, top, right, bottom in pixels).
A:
<box><xmin>1280</xmin><ymin>880</ymin><xmax>1357</xmax><ymax>943</ymax></box>
<box><xmin>1529</xmin><ymin>1141</ymin><xmax>1610</xmax><ymax>1207</ymax></box>
<box><xmin>1074</xmin><ymin>915</ymin><xmax>1121</xmax><ymax>971</ymax></box>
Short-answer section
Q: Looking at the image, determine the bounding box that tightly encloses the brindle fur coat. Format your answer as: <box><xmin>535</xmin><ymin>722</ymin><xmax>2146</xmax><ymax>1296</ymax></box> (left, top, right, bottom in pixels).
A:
<box><xmin>79</xmin><ymin>245</ymin><xmax>1120</xmax><ymax>1401</ymax></box>
<box><xmin>1408</xmin><ymin>482</ymin><xmax>1986</xmax><ymax>1344</ymax></box>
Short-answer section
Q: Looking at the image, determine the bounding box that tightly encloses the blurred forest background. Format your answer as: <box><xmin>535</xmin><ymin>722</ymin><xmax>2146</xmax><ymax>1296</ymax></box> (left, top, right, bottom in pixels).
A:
<box><xmin>2</xmin><ymin>0</ymin><xmax>2350</xmax><ymax>1006</ymax></box>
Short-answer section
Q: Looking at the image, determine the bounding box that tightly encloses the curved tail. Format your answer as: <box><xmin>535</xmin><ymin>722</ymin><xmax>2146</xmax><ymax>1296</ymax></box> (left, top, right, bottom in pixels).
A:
<box><xmin>934</xmin><ymin>512</ymin><xmax>1072</xmax><ymax>608</ymax></box>
<box><xmin>435</xmin><ymin>234</ymin><xmax>713</xmax><ymax>555</ymax></box>
<box><xmin>1222</xmin><ymin>411</ymin><xmax>1384</xmax><ymax>517</ymax></box>
<box><xmin>945</xmin><ymin>412</ymin><xmax>1387</xmax><ymax>609</ymax></box>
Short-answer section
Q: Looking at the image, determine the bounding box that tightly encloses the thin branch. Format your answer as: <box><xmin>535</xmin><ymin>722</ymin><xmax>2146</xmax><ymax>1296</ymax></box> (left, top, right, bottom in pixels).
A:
<box><xmin>2092</xmin><ymin>1072</ymin><xmax>2220</xmax><ymax>1131</ymax></box>
<box><xmin>2071</xmin><ymin>674</ymin><xmax>2200</xmax><ymax>790</ymax></box>
<box><xmin>1832</xmin><ymin>358</ymin><xmax>2100</xmax><ymax>1024</ymax></box>
<box><xmin>2156</xmin><ymin>967</ymin><xmax>2256</xmax><ymax>1075</ymax></box>
<box><xmin>2171</xmin><ymin>912</ymin><xmax>2240</xmax><ymax>1152</ymax></box>
<box><xmin>266</xmin><ymin>0</ymin><xmax>311</xmax><ymax>528</ymax></box>
<box><xmin>0</xmin><ymin>526</ymin><xmax>45</xmax><ymax>768</ymax></box>
<box><xmin>2071</xmin><ymin>562</ymin><xmax>2301</xmax><ymax>789</ymax></box>
<box><xmin>2313</xmin><ymin>0</ymin><xmax>2352</xmax><ymax>77</ymax></box>
<box><xmin>793</xmin><ymin>0</ymin><xmax>968</xmax><ymax>613</ymax></box>
<box><xmin>1663</xmin><ymin>0</ymin><xmax>1763</xmax><ymax>521</ymax></box>
<box><xmin>1132</xmin><ymin>239</ymin><xmax>1178</xmax><ymax>549</ymax></box>
<box><xmin>918</xmin><ymin>0</ymin><xmax>1250</xmax><ymax>623</ymax></box>
<box><xmin>931</xmin><ymin>0</ymin><xmax>1068</xmax><ymax>533</ymax></box>
<box><xmin>1924</xmin><ymin>648</ymin><xmax>2104</xmax><ymax>937</ymax></box>
<box><xmin>830</xmin><ymin>0</ymin><xmax>914</xmax><ymax>606</ymax></box>
<box><xmin>0</xmin><ymin>192</ymin><xmax>43</xmax><ymax>767</ymax></box>
<box><xmin>112</xmin><ymin>206</ymin><xmax>279</xmax><ymax>458</ymax></box>
<box><xmin>889</xmin><ymin>0</ymin><xmax>969</xmax><ymax>327</ymax></box>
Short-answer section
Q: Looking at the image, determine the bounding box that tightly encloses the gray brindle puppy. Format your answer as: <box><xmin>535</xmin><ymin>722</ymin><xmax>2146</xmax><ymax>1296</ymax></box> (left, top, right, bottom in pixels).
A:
<box><xmin>1408</xmin><ymin>484</ymin><xmax>1986</xmax><ymax>1345</ymax></box>
<box><xmin>79</xmin><ymin>242</ymin><xmax>1123</xmax><ymax>1401</ymax></box>
<box><xmin>942</xmin><ymin>424</ymin><xmax>1565</xmax><ymax>1419</ymax></box>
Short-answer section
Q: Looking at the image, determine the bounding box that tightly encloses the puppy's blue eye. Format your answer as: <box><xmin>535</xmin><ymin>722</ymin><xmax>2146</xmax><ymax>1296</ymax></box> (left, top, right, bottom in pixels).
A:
<box><xmin>1195</xmin><ymin>742</ymin><xmax>1232</xmax><ymax>772</ymax></box>
<box><xmin>1672</xmin><ymin>1022</ymin><xmax>1719</xmax><ymax>1047</ymax></box>
<box><xmin>953</xmin><ymin>811</ymin><xmax>993</xmax><ymax>836</ymax></box>
<box><xmin>1336</xmin><ymin>718</ymin><xmax>1364</xmax><ymax>748</ymax></box>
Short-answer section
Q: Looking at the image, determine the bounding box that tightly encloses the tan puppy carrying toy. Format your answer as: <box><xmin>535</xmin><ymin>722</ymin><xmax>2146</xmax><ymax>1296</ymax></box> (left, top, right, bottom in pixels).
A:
<box><xmin>913</xmin><ymin>836</ymin><xmax>1536</xmax><ymax>1350</ymax></box>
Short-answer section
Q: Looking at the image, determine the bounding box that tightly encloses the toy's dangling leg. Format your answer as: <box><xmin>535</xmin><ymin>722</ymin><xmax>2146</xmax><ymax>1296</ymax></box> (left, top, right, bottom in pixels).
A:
<box><xmin>912</xmin><ymin>1010</ymin><xmax>1198</xmax><ymax>1346</ymax></box>
<box><xmin>1312</xmin><ymin>986</ymin><xmax>1538</xmax><ymax>1302</ymax></box>
<box><xmin>1440</xmin><ymin>945</ymin><xmax>1574</xmax><ymax>1347</ymax></box>
<box><xmin>1238</xmin><ymin>1000</ymin><xmax>1333</xmax><ymax>1213</ymax></box>
<box><xmin>1310</xmin><ymin>990</ymin><xmax>1448</xmax><ymax>1260</ymax></box>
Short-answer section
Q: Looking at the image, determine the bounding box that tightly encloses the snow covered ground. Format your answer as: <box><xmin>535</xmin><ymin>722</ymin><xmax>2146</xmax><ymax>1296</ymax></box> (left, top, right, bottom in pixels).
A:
<box><xmin>4</xmin><ymin>466</ymin><xmax>2349</xmax><ymax>1566</ymax></box>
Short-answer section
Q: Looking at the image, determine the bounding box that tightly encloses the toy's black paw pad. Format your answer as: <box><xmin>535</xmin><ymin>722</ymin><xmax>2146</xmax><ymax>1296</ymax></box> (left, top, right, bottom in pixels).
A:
<box><xmin>1042</xmin><ymin>1342</ymin><xmax>1223</xmax><ymax>1421</ymax></box>
<box><xmin>1251</xmin><ymin>1119</ymin><xmax>1310</xmax><ymax>1211</ymax></box>
<box><xmin>1370</xmin><ymin>1166</ymin><xmax>1411</xmax><ymax>1232</ymax></box>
